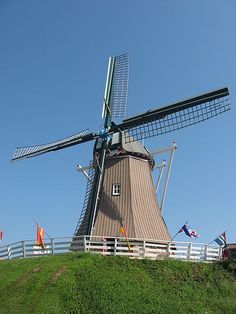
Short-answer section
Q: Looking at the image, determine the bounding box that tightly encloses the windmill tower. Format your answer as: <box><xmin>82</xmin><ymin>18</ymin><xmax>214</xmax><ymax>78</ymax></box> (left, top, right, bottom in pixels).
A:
<box><xmin>75</xmin><ymin>131</ymin><xmax>171</xmax><ymax>241</ymax></box>
<box><xmin>12</xmin><ymin>53</ymin><xmax>231</xmax><ymax>242</ymax></box>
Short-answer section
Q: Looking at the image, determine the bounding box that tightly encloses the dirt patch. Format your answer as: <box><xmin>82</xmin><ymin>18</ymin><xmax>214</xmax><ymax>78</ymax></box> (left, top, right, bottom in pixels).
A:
<box><xmin>28</xmin><ymin>265</ymin><xmax>68</xmax><ymax>313</ymax></box>
<box><xmin>49</xmin><ymin>265</ymin><xmax>67</xmax><ymax>284</ymax></box>
<box><xmin>6</xmin><ymin>267</ymin><xmax>42</xmax><ymax>289</ymax></box>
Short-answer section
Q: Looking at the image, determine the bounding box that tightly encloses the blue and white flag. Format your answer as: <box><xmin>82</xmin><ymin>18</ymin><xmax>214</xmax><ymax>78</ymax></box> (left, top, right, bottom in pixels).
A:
<box><xmin>179</xmin><ymin>224</ymin><xmax>199</xmax><ymax>239</ymax></box>
<box><xmin>214</xmin><ymin>232</ymin><xmax>227</xmax><ymax>247</ymax></box>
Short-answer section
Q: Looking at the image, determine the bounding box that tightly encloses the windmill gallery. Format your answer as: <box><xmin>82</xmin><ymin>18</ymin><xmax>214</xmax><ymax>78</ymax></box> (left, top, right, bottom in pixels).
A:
<box><xmin>11</xmin><ymin>54</ymin><xmax>231</xmax><ymax>257</ymax></box>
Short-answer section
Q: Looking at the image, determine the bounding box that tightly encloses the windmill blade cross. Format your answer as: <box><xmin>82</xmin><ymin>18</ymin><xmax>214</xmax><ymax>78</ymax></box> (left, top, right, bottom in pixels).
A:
<box><xmin>111</xmin><ymin>87</ymin><xmax>230</xmax><ymax>142</ymax></box>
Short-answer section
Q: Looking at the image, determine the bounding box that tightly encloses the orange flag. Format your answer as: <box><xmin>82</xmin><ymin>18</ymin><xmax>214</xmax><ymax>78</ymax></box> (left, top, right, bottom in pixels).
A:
<box><xmin>120</xmin><ymin>225</ymin><xmax>127</xmax><ymax>237</ymax></box>
<box><xmin>120</xmin><ymin>224</ymin><xmax>131</xmax><ymax>252</ymax></box>
<box><xmin>37</xmin><ymin>224</ymin><xmax>45</xmax><ymax>250</ymax></box>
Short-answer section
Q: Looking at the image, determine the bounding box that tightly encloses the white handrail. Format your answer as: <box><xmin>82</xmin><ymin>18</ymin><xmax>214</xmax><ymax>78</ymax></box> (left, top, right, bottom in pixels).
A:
<box><xmin>0</xmin><ymin>236</ymin><xmax>222</xmax><ymax>262</ymax></box>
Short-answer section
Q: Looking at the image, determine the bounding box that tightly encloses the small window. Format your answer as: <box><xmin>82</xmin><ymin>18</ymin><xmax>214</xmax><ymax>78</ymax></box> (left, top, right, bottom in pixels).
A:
<box><xmin>112</xmin><ymin>183</ymin><xmax>121</xmax><ymax>196</ymax></box>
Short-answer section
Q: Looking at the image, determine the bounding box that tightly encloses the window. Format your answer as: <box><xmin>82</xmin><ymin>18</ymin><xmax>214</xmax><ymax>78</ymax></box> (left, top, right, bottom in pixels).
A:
<box><xmin>112</xmin><ymin>183</ymin><xmax>121</xmax><ymax>196</ymax></box>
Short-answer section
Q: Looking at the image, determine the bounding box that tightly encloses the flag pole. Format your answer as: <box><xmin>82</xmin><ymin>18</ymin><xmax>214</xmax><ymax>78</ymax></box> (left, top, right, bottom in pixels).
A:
<box><xmin>170</xmin><ymin>221</ymin><xmax>188</xmax><ymax>242</ymax></box>
<box><xmin>207</xmin><ymin>239</ymin><xmax>214</xmax><ymax>246</ymax></box>
<box><xmin>125</xmin><ymin>234</ymin><xmax>131</xmax><ymax>252</ymax></box>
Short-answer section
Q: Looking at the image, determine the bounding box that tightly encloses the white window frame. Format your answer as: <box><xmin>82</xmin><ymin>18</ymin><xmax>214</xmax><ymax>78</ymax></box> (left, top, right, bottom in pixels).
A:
<box><xmin>112</xmin><ymin>183</ymin><xmax>121</xmax><ymax>196</ymax></box>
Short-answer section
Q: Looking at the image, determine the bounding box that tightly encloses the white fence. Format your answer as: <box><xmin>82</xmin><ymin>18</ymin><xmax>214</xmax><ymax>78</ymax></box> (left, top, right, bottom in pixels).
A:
<box><xmin>0</xmin><ymin>236</ymin><xmax>222</xmax><ymax>262</ymax></box>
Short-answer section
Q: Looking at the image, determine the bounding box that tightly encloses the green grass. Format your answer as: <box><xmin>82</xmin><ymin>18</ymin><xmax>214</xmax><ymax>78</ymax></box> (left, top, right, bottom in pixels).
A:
<box><xmin>0</xmin><ymin>253</ymin><xmax>235</xmax><ymax>313</ymax></box>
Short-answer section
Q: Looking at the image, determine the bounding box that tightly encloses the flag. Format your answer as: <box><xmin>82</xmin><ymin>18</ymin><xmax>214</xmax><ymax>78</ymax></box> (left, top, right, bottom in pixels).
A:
<box><xmin>214</xmin><ymin>232</ymin><xmax>227</xmax><ymax>248</ymax></box>
<box><xmin>120</xmin><ymin>224</ymin><xmax>131</xmax><ymax>252</ymax></box>
<box><xmin>120</xmin><ymin>225</ymin><xmax>127</xmax><ymax>237</ymax></box>
<box><xmin>179</xmin><ymin>224</ymin><xmax>199</xmax><ymax>239</ymax></box>
<box><xmin>37</xmin><ymin>224</ymin><xmax>45</xmax><ymax>250</ymax></box>
<box><xmin>0</xmin><ymin>231</ymin><xmax>3</xmax><ymax>240</ymax></box>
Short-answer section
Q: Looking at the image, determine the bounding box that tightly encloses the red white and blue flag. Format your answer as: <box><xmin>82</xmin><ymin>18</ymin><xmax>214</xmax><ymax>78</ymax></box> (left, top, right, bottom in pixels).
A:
<box><xmin>179</xmin><ymin>224</ymin><xmax>199</xmax><ymax>239</ymax></box>
<box><xmin>214</xmin><ymin>232</ymin><xmax>227</xmax><ymax>248</ymax></box>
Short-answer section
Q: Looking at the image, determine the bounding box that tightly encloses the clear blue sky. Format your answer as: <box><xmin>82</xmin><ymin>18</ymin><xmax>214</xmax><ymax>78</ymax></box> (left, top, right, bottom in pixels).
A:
<box><xmin>0</xmin><ymin>0</ymin><xmax>235</xmax><ymax>245</ymax></box>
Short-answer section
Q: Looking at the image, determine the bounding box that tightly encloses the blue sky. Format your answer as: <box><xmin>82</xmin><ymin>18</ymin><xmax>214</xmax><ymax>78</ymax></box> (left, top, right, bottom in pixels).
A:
<box><xmin>0</xmin><ymin>0</ymin><xmax>235</xmax><ymax>245</ymax></box>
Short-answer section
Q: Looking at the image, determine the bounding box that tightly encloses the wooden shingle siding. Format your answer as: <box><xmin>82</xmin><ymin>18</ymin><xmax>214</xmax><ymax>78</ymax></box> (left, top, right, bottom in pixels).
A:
<box><xmin>92</xmin><ymin>155</ymin><xmax>171</xmax><ymax>241</ymax></box>
<box><xmin>93</xmin><ymin>156</ymin><xmax>134</xmax><ymax>237</ymax></box>
<box><xmin>129</xmin><ymin>156</ymin><xmax>170</xmax><ymax>240</ymax></box>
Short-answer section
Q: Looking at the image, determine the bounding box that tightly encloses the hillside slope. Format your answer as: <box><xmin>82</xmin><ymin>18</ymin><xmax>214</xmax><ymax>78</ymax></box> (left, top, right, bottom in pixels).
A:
<box><xmin>0</xmin><ymin>253</ymin><xmax>235</xmax><ymax>314</ymax></box>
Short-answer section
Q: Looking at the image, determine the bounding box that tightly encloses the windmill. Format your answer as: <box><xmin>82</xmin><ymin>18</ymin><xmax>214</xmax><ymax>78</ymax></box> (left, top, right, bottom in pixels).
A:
<box><xmin>12</xmin><ymin>53</ymin><xmax>230</xmax><ymax>242</ymax></box>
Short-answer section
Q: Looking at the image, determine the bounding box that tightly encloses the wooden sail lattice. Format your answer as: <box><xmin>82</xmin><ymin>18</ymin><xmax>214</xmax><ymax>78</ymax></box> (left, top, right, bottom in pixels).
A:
<box><xmin>121</xmin><ymin>88</ymin><xmax>230</xmax><ymax>143</ymax></box>
<box><xmin>73</xmin><ymin>160</ymin><xmax>97</xmax><ymax>237</ymax></box>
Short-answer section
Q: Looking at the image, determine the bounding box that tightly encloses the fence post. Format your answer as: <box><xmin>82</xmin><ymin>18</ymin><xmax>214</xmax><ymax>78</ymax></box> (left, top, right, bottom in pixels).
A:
<box><xmin>204</xmin><ymin>244</ymin><xmax>208</xmax><ymax>261</ymax></box>
<box><xmin>102</xmin><ymin>238</ymin><xmax>107</xmax><ymax>255</ymax></box>
<box><xmin>219</xmin><ymin>247</ymin><xmax>223</xmax><ymax>261</ymax></box>
<box><xmin>143</xmin><ymin>240</ymin><xmax>146</xmax><ymax>258</ymax></box>
<box><xmin>51</xmin><ymin>238</ymin><xmax>54</xmax><ymax>255</ymax></box>
<box><xmin>7</xmin><ymin>245</ymin><xmax>11</xmax><ymax>260</ymax></box>
<box><xmin>114</xmin><ymin>238</ymin><xmax>117</xmax><ymax>256</ymax></box>
<box><xmin>187</xmin><ymin>243</ymin><xmax>192</xmax><ymax>261</ymax></box>
<box><xmin>22</xmin><ymin>241</ymin><xmax>26</xmax><ymax>258</ymax></box>
<box><xmin>167</xmin><ymin>242</ymin><xmax>171</xmax><ymax>257</ymax></box>
<box><xmin>83</xmin><ymin>235</ymin><xmax>87</xmax><ymax>252</ymax></box>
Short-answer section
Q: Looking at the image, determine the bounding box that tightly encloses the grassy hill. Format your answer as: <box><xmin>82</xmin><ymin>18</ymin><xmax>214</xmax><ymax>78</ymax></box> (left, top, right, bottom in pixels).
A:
<box><xmin>0</xmin><ymin>253</ymin><xmax>236</xmax><ymax>314</ymax></box>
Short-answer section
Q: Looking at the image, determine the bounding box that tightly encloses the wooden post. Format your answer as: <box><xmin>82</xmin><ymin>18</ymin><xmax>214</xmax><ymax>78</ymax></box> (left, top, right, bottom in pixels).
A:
<box><xmin>22</xmin><ymin>241</ymin><xmax>25</xmax><ymax>258</ymax></box>
<box><xmin>219</xmin><ymin>247</ymin><xmax>223</xmax><ymax>261</ymax></box>
<box><xmin>51</xmin><ymin>238</ymin><xmax>54</xmax><ymax>255</ymax></box>
<box><xmin>204</xmin><ymin>244</ymin><xmax>208</xmax><ymax>261</ymax></box>
<box><xmin>7</xmin><ymin>245</ymin><xmax>11</xmax><ymax>260</ymax></box>
<box><xmin>187</xmin><ymin>243</ymin><xmax>192</xmax><ymax>260</ymax></box>
<box><xmin>143</xmin><ymin>240</ymin><xmax>146</xmax><ymax>258</ymax></box>
<box><xmin>167</xmin><ymin>242</ymin><xmax>171</xmax><ymax>257</ymax></box>
<box><xmin>114</xmin><ymin>238</ymin><xmax>117</xmax><ymax>256</ymax></box>
<box><xmin>83</xmin><ymin>235</ymin><xmax>87</xmax><ymax>252</ymax></box>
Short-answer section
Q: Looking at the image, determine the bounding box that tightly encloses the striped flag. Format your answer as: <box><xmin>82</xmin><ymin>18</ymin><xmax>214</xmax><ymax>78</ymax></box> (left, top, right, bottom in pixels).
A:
<box><xmin>214</xmin><ymin>232</ymin><xmax>227</xmax><ymax>248</ymax></box>
<box><xmin>37</xmin><ymin>224</ymin><xmax>45</xmax><ymax>250</ymax></box>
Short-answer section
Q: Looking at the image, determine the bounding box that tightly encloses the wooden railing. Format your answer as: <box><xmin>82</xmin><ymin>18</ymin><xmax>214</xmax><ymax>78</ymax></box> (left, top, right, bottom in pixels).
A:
<box><xmin>0</xmin><ymin>236</ymin><xmax>222</xmax><ymax>262</ymax></box>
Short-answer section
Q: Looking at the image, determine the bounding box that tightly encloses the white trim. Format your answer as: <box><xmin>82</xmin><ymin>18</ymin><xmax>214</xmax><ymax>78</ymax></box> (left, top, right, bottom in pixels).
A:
<box><xmin>112</xmin><ymin>183</ymin><xmax>121</xmax><ymax>196</ymax></box>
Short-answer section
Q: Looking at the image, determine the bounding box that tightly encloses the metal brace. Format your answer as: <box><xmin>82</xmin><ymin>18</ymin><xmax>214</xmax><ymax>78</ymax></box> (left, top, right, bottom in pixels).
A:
<box><xmin>151</xmin><ymin>142</ymin><xmax>177</xmax><ymax>213</ymax></box>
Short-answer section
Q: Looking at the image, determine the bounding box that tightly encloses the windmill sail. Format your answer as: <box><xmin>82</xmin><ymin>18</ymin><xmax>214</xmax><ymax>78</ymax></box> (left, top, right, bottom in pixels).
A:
<box><xmin>102</xmin><ymin>53</ymin><xmax>129</xmax><ymax>122</ymax></box>
<box><xmin>109</xmin><ymin>53</ymin><xmax>129</xmax><ymax>118</ymax></box>
<box><xmin>11</xmin><ymin>129</ymin><xmax>95</xmax><ymax>161</ymax></box>
<box><xmin>73</xmin><ymin>160</ymin><xmax>97</xmax><ymax>237</ymax></box>
<box><xmin>111</xmin><ymin>87</ymin><xmax>230</xmax><ymax>142</ymax></box>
